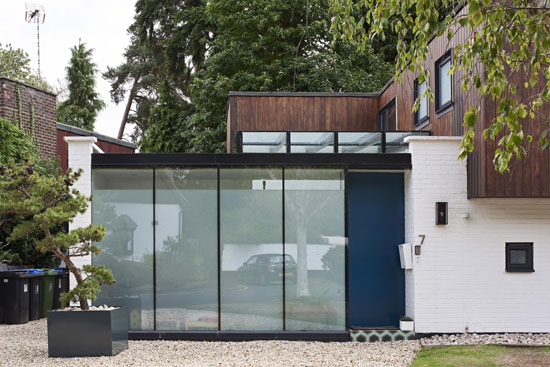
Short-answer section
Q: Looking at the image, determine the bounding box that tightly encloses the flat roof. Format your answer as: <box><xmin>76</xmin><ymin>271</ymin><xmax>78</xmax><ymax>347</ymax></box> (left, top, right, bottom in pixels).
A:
<box><xmin>92</xmin><ymin>153</ymin><xmax>411</xmax><ymax>170</ymax></box>
<box><xmin>229</xmin><ymin>91</ymin><xmax>379</xmax><ymax>98</ymax></box>
<box><xmin>57</xmin><ymin>122</ymin><xmax>136</xmax><ymax>149</ymax></box>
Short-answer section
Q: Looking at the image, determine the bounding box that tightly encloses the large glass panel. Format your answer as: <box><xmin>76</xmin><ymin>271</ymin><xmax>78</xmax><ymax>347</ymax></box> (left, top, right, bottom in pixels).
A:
<box><xmin>290</xmin><ymin>132</ymin><xmax>334</xmax><ymax>153</ymax></box>
<box><xmin>242</xmin><ymin>132</ymin><xmax>286</xmax><ymax>153</ymax></box>
<box><xmin>92</xmin><ymin>169</ymin><xmax>154</xmax><ymax>330</ymax></box>
<box><xmin>284</xmin><ymin>169</ymin><xmax>345</xmax><ymax>330</ymax></box>
<box><xmin>338</xmin><ymin>132</ymin><xmax>382</xmax><ymax>153</ymax></box>
<box><xmin>438</xmin><ymin>59</ymin><xmax>452</xmax><ymax>108</ymax></box>
<box><xmin>155</xmin><ymin>168</ymin><xmax>218</xmax><ymax>330</ymax></box>
<box><xmin>220</xmin><ymin>168</ymin><xmax>283</xmax><ymax>330</ymax></box>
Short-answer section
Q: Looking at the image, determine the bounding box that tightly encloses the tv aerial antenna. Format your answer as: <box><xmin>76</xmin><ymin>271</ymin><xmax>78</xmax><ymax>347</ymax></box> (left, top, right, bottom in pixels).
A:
<box><xmin>25</xmin><ymin>3</ymin><xmax>46</xmax><ymax>78</ymax></box>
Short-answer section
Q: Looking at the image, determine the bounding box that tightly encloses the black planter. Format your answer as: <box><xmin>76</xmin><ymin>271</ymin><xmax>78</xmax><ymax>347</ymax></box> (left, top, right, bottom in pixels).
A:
<box><xmin>47</xmin><ymin>307</ymin><xmax>128</xmax><ymax>358</ymax></box>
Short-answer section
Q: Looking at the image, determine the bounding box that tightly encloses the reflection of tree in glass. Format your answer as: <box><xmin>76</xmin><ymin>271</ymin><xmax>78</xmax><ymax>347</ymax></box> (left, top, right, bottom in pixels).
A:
<box><xmin>321</xmin><ymin>246</ymin><xmax>345</xmax><ymax>282</ymax></box>
<box><xmin>92</xmin><ymin>198</ymin><xmax>152</xmax><ymax>296</ymax></box>
<box><xmin>93</xmin><ymin>200</ymin><xmax>137</xmax><ymax>257</ymax></box>
<box><xmin>285</xmin><ymin>170</ymin><xmax>344</xmax><ymax>297</ymax></box>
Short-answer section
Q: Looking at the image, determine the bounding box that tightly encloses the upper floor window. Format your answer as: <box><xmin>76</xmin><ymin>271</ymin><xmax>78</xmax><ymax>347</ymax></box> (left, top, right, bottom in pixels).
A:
<box><xmin>414</xmin><ymin>78</ymin><xmax>428</xmax><ymax>127</ymax></box>
<box><xmin>435</xmin><ymin>50</ymin><xmax>453</xmax><ymax>112</ymax></box>
<box><xmin>379</xmin><ymin>98</ymin><xmax>396</xmax><ymax>131</ymax></box>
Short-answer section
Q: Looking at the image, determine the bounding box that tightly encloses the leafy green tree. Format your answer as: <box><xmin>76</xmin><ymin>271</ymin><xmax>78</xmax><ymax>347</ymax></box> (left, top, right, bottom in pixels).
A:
<box><xmin>142</xmin><ymin>0</ymin><xmax>393</xmax><ymax>152</ymax></box>
<box><xmin>0</xmin><ymin>163</ymin><xmax>114</xmax><ymax>309</ymax></box>
<box><xmin>331</xmin><ymin>0</ymin><xmax>550</xmax><ymax>173</ymax></box>
<box><xmin>109</xmin><ymin>0</ymin><xmax>393</xmax><ymax>152</ymax></box>
<box><xmin>0</xmin><ymin>43</ymin><xmax>52</xmax><ymax>91</ymax></box>
<box><xmin>57</xmin><ymin>41</ymin><xmax>105</xmax><ymax>131</ymax></box>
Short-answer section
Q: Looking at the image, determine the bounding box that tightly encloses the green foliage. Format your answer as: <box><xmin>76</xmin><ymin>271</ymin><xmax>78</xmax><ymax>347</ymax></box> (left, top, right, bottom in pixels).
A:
<box><xmin>0</xmin><ymin>119</ymin><xmax>62</xmax><ymax>268</ymax></box>
<box><xmin>0</xmin><ymin>163</ymin><xmax>113</xmax><ymax>309</ymax></box>
<box><xmin>59</xmin><ymin>264</ymin><xmax>114</xmax><ymax>308</ymax></box>
<box><xmin>331</xmin><ymin>0</ymin><xmax>550</xmax><ymax>173</ymax></box>
<box><xmin>109</xmin><ymin>0</ymin><xmax>394</xmax><ymax>152</ymax></box>
<box><xmin>0</xmin><ymin>43</ymin><xmax>52</xmax><ymax>92</ymax></box>
<box><xmin>0</xmin><ymin>117</ymin><xmax>38</xmax><ymax>164</ymax></box>
<box><xmin>57</xmin><ymin>41</ymin><xmax>105</xmax><ymax>131</ymax></box>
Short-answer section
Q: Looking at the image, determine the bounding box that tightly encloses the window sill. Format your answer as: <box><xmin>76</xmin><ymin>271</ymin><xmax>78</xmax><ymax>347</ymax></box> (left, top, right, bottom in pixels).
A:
<box><xmin>435</xmin><ymin>102</ymin><xmax>453</xmax><ymax>117</ymax></box>
<box><xmin>414</xmin><ymin>116</ymin><xmax>430</xmax><ymax>130</ymax></box>
<box><xmin>506</xmin><ymin>267</ymin><xmax>535</xmax><ymax>273</ymax></box>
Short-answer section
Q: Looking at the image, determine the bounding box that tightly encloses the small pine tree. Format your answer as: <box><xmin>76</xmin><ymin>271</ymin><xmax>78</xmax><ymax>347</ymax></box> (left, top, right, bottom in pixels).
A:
<box><xmin>0</xmin><ymin>161</ymin><xmax>114</xmax><ymax>310</ymax></box>
<box><xmin>57</xmin><ymin>41</ymin><xmax>105</xmax><ymax>131</ymax></box>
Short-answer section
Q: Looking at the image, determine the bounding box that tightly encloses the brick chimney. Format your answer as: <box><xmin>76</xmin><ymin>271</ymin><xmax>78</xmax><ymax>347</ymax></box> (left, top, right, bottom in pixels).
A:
<box><xmin>0</xmin><ymin>77</ymin><xmax>57</xmax><ymax>158</ymax></box>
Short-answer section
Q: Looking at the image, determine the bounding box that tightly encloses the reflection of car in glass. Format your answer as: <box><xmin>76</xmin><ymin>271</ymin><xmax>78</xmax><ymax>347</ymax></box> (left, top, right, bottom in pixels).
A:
<box><xmin>237</xmin><ymin>254</ymin><xmax>297</xmax><ymax>285</ymax></box>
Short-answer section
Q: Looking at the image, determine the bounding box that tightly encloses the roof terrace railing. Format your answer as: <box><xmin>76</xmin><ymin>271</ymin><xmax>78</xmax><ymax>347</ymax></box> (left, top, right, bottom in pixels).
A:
<box><xmin>235</xmin><ymin>130</ymin><xmax>431</xmax><ymax>154</ymax></box>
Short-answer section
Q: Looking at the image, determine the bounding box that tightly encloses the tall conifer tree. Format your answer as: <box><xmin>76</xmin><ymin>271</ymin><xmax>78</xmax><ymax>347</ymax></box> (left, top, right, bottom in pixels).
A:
<box><xmin>57</xmin><ymin>41</ymin><xmax>105</xmax><ymax>131</ymax></box>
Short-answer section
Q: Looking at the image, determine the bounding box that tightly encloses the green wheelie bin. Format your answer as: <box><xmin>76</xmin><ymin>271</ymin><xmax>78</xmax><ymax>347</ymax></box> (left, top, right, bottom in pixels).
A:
<box><xmin>39</xmin><ymin>270</ymin><xmax>57</xmax><ymax>318</ymax></box>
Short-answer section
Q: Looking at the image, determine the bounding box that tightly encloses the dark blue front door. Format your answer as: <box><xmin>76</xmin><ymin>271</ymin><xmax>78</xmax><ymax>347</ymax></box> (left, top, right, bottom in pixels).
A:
<box><xmin>348</xmin><ymin>172</ymin><xmax>405</xmax><ymax>327</ymax></box>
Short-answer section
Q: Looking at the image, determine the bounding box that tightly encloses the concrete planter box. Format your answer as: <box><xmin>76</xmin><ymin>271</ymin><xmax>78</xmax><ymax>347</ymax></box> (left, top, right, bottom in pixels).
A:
<box><xmin>399</xmin><ymin>320</ymin><xmax>414</xmax><ymax>332</ymax></box>
<box><xmin>47</xmin><ymin>307</ymin><xmax>128</xmax><ymax>358</ymax></box>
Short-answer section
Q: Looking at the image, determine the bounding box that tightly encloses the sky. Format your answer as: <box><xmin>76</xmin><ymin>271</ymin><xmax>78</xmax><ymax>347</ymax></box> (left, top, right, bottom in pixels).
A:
<box><xmin>0</xmin><ymin>0</ymin><xmax>136</xmax><ymax>139</ymax></box>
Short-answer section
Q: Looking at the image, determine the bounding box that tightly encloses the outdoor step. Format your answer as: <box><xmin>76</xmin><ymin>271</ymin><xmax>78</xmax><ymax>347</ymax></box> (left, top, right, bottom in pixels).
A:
<box><xmin>350</xmin><ymin>329</ymin><xmax>415</xmax><ymax>342</ymax></box>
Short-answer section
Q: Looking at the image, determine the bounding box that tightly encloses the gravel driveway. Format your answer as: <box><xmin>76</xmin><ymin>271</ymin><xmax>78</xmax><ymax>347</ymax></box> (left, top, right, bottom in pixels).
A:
<box><xmin>0</xmin><ymin>320</ymin><xmax>420</xmax><ymax>367</ymax></box>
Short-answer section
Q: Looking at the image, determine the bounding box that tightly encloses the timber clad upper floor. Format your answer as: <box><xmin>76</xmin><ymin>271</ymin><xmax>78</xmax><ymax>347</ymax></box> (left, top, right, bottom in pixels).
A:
<box><xmin>226</xmin><ymin>5</ymin><xmax>550</xmax><ymax>199</ymax></box>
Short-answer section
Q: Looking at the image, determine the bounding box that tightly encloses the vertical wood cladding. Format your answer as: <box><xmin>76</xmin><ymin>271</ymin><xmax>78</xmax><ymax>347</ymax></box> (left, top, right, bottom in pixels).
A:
<box><xmin>0</xmin><ymin>77</ymin><xmax>57</xmax><ymax>158</ymax></box>
<box><xmin>378</xmin><ymin>4</ymin><xmax>550</xmax><ymax>198</ymax></box>
<box><xmin>227</xmin><ymin>93</ymin><xmax>379</xmax><ymax>152</ymax></box>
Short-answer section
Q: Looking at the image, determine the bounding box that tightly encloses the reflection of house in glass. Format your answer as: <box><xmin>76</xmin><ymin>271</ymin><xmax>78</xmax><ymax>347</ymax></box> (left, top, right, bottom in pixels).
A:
<box><xmin>105</xmin><ymin>214</ymin><xmax>137</xmax><ymax>257</ymax></box>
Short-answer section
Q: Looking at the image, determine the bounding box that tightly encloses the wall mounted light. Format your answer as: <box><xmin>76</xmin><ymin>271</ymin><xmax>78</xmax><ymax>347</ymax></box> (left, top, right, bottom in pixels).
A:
<box><xmin>436</xmin><ymin>202</ymin><xmax>448</xmax><ymax>225</ymax></box>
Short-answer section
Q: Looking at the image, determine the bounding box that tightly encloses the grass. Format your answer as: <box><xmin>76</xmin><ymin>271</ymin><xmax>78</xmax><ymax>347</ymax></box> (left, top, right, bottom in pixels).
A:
<box><xmin>411</xmin><ymin>345</ymin><xmax>550</xmax><ymax>367</ymax></box>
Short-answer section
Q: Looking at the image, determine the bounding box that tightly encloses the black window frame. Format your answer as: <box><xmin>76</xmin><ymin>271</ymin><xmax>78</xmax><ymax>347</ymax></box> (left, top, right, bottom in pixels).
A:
<box><xmin>414</xmin><ymin>78</ymin><xmax>429</xmax><ymax>127</ymax></box>
<box><xmin>435</xmin><ymin>50</ymin><xmax>453</xmax><ymax>113</ymax></box>
<box><xmin>378</xmin><ymin>98</ymin><xmax>397</xmax><ymax>131</ymax></box>
<box><xmin>505</xmin><ymin>242</ymin><xmax>534</xmax><ymax>273</ymax></box>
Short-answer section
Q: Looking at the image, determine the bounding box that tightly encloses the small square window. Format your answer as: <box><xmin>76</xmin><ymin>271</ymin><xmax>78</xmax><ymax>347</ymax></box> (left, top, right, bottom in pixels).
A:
<box><xmin>435</xmin><ymin>50</ymin><xmax>453</xmax><ymax>113</ymax></box>
<box><xmin>506</xmin><ymin>243</ymin><xmax>534</xmax><ymax>272</ymax></box>
<box><xmin>414</xmin><ymin>78</ymin><xmax>429</xmax><ymax>127</ymax></box>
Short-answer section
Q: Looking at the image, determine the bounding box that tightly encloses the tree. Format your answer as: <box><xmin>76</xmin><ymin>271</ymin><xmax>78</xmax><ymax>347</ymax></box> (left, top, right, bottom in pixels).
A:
<box><xmin>57</xmin><ymin>41</ymin><xmax>105</xmax><ymax>131</ymax></box>
<box><xmin>0</xmin><ymin>118</ymin><xmax>64</xmax><ymax>268</ymax></box>
<box><xmin>0</xmin><ymin>43</ymin><xmax>52</xmax><ymax>92</ymax></box>
<box><xmin>104</xmin><ymin>0</ymin><xmax>211</xmax><ymax>141</ymax></box>
<box><xmin>331</xmin><ymin>0</ymin><xmax>550</xmax><ymax>173</ymax></box>
<box><xmin>0</xmin><ymin>163</ymin><xmax>114</xmax><ymax>309</ymax></box>
<box><xmin>108</xmin><ymin>0</ymin><xmax>394</xmax><ymax>152</ymax></box>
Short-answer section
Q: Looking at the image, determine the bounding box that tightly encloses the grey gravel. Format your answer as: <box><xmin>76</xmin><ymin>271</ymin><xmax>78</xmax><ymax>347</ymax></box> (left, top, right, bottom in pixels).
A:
<box><xmin>421</xmin><ymin>332</ymin><xmax>550</xmax><ymax>346</ymax></box>
<box><xmin>0</xmin><ymin>320</ymin><xmax>420</xmax><ymax>367</ymax></box>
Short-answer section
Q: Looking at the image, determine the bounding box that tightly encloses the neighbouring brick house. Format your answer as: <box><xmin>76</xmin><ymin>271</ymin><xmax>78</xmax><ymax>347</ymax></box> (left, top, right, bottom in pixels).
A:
<box><xmin>0</xmin><ymin>76</ymin><xmax>57</xmax><ymax>158</ymax></box>
<box><xmin>0</xmin><ymin>76</ymin><xmax>135</xmax><ymax>168</ymax></box>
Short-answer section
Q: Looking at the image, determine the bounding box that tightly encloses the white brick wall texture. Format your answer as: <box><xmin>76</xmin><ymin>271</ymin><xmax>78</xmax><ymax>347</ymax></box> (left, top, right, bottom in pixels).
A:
<box><xmin>406</xmin><ymin>136</ymin><xmax>550</xmax><ymax>333</ymax></box>
<box><xmin>64</xmin><ymin>137</ymin><xmax>96</xmax><ymax>294</ymax></box>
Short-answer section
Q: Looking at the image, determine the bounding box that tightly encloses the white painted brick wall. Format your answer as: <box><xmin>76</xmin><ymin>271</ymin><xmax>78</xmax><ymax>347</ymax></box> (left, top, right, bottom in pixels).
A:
<box><xmin>406</xmin><ymin>136</ymin><xmax>550</xmax><ymax>333</ymax></box>
<box><xmin>64</xmin><ymin>137</ymin><xmax>96</xmax><ymax>294</ymax></box>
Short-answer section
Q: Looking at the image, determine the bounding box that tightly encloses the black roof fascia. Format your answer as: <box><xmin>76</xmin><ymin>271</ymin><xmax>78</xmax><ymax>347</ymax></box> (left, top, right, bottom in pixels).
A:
<box><xmin>92</xmin><ymin>153</ymin><xmax>411</xmax><ymax>170</ymax></box>
<box><xmin>228</xmin><ymin>91</ymin><xmax>379</xmax><ymax>98</ymax></box>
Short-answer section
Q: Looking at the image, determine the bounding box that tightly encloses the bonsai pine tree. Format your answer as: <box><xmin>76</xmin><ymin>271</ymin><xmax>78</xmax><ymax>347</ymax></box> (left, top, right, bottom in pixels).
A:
<box><xmin>0</xmin><ymin>161</ymin><xmax>114</xmax><ymax>310</ymax></box>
